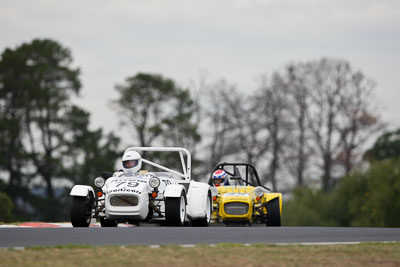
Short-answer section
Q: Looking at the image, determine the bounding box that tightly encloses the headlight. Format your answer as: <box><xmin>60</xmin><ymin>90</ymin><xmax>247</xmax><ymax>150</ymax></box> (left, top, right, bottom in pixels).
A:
<box><xmin>149</xmin><ymin>177</ymin><xmax>161</xmax><ymax>188</ymax></box>
<box><xmin>94</xmin><ymin>177</ymin><xmax>105</xmax><ymax>188</ymax></box>
<box><xmin>254</xmin><ymin>187</ymin><xmax>265</xmax><ymax>197</ymax></box>
<box><xmin>210</xmin><ymin>187</ymin><xmax>218</xmax><ymax>197</ymax></box>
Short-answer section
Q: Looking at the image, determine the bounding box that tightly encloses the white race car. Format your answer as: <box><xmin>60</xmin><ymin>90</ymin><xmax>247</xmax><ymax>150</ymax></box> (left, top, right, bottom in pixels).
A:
<box><xmin>70</xmin><ymin>147</ymin><xmax>212</xmax><ymax>227</ymax></box>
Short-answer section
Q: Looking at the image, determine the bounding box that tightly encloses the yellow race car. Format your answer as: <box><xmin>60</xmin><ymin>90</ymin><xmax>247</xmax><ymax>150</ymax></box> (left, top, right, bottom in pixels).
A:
<box><xmin>209</xmin><ymin>163</ymin><xmax>282</xmax><ymax>226</ymax></box>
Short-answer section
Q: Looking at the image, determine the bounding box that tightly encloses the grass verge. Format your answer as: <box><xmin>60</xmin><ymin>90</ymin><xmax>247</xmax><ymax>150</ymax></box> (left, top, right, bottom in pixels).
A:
<box><xmin>1</xmin><ymin>242</ymin><xmax>399</xmax><ymax>266</ymax></box>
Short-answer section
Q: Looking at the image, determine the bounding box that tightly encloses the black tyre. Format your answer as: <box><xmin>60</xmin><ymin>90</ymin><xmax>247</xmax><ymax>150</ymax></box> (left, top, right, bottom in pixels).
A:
<box><xmin>71</xmin><ymin>195</ymin><xmax>93</xmax><ymax>227</ymax></box>
<box><xmin>266</xmin><ymin>198</ymin><xmax>281</xmax><ymax>227</ymax></box>
<box><xmin>191</xmin><ymin>192</ymin><xmax>212</xmax><ymax>227</ymax></box>
<box><xmin>165</xmin><ymin>192</ymin><xmax>186</xmax><ymax>226</ymax></box>
<box><xmin>100</xmin><ymin>217</ymin><xmax>118</xmax><ymax>227</ymax></box>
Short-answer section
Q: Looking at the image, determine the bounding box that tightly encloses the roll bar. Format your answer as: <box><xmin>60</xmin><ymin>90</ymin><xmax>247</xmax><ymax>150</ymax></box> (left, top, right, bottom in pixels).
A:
<box><xmin>124</xmin><ymin>147</ymin><xmax>192</xmax><ymax>180</ymax></box>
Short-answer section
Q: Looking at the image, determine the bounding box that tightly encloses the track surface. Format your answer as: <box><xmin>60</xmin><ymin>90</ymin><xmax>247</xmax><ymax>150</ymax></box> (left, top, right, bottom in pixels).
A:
<box><xmin>1</xmin><ymin>227</ymin><xmax>400</xmax><ymax>247</ymax></box>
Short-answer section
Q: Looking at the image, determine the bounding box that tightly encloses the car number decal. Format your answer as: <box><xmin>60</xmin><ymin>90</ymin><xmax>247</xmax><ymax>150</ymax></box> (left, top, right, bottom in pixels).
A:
<box><xmin>115</xmin><ymin>181</ymin><xmax>139</xmax><ymax>188</ymax></box>
<box><xmin>107</xmin><ymin>180</ymin><xmax>143</xmax><ymax>194</ymax></box>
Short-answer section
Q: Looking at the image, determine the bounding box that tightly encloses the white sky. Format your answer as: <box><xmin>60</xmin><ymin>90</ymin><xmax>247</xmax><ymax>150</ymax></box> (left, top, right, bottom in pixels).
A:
<box><xmin>1</xmin><ymin>0</ymin><xmax>400</xmax><ymax>143</ymax></box>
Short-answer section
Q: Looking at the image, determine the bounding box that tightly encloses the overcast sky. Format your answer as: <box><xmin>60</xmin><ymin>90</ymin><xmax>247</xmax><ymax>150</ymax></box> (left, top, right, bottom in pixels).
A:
<box><xmin>1</xmin><ymin>0</ymin><xmax>399</xmax><ymax>142</ymax></box>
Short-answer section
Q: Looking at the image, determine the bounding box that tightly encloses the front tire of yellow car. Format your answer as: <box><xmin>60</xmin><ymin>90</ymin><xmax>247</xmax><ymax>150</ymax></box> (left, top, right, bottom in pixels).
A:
<box><xmin>266</xmin><ymin>198</ymin><xmax>281</xmax><ymax>227</ymax></box>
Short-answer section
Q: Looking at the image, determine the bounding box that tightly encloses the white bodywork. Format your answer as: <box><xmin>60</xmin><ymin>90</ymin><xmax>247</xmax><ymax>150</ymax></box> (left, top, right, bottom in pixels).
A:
<box><xmin>186</xmin><ymin>180</ymin><xmax>211</xmax><ymax>220</ymax></box>
<box><xmin>70</xmin><ymin>185</ymin><xmax>95</xmax><ymax>198</ymax></box>
<box><xmin>70</xmin><ymin>147</ymin><xmax>211</xmax><ymax>223</ymax></box>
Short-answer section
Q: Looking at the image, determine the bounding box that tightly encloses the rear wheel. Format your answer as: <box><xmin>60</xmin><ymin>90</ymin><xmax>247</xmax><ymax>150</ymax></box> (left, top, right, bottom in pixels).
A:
<box><xmin>266</xmin><ymin>198</ymin><xmax>281</xmax><ymax>227</ymax></box>
<box><xmin>100</xmin><ymin>217</ymin><xmax>118</xmax><ymax>227</ymax></box>
<box><xmin>192</xmin><ymin>192</ymin><xmax>212</xmax><ymax>226</ymax></box>
<box><xmin>71</xmin><ymin>195</ymin><xmax>93</xmax><ymax>227</ymax></box>
<box><xmin>165</xmin><ymin>192</ymin><xmax>186</xmax><ymax>226</ymax></box>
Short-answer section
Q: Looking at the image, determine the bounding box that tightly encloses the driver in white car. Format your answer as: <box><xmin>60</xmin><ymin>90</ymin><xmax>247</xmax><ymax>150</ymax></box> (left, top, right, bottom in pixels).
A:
<box><xmin>113</xmin><ymin>149</ymin><xmax>143</xmax><ymax>177</ymax></box>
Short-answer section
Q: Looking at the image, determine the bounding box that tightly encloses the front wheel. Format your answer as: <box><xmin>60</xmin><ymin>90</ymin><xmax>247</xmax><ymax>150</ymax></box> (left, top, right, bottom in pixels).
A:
<box><xmin>71</xmin><ymin>195</ymin><xmax>93</xmax><ymax>227</ymax></box>
<box><xmin>165</xmin><ymin>192</ymin><xmax>186</xmax><ymax>226</ymax></box>
<box><xmin>266</xmin><ymin>198</ymin><xmax>281</xmax><ymax>227</ymax></box>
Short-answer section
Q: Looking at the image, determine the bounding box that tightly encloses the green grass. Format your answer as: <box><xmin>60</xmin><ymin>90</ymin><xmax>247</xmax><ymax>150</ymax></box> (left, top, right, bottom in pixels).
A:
<box><xmin>1</xmin><ymin>242</ymin><xmax>400</xmax><ymax>267</ymax></box>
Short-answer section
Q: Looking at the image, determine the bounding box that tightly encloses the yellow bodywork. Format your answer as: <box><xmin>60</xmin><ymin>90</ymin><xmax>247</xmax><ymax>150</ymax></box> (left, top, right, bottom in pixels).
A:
<box><xmin>211</xmin><ymin>185</ymin><xmax>282</xmax><ymax>224</ymax></box>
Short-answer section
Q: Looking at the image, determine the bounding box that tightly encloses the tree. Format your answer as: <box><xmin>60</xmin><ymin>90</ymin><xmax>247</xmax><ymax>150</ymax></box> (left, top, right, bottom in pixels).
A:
<box><xmin>306</xmin><ymin>58</ymin><xmax>352</xmax><ymax>191</ymax></box>
<box><xmin>0</xmin><ymin>41</ymin><xmax>34</xmax><ymax>202</ymax></box>
<box><xmin>253</xmin><ymin>73</ymin><xmax>291</xmax><ymax>190</ymax></box>
<box><xmin>160</xmin><ymin>89</ymin><xmax>201</xmax><ymax>148</ymax></box>
<box><xmin>298</xmin><ymin>58</ymin><xmax>382</xmax><ymax>191</ymax></box>
<box><xmin>198</xmin><ymin>79</ymin><xmax>268</xmax><ymax>176</ymax></box>
<box><xmin>336</xmin><ymin>71</ymin><xmax>383</xmax><ymax>174</ymax></box>
<box><xmin>284</xmin><ymin>63</ymin><xmax>313</xmax><ymax>186</ymax></box>
<box><xmin>199</xmin><ymin>80</ymin><xmax>239</xmax><ymax>170</ymax></box>
<box><xmin>0</xmin><ymin>39</ymin><xmax>120</xmax><ymax>221</ymax></box>
<box><xmin>364</xmin><ymin>128</ymin><xmax>400</xmax><ymax>162</ymax></box>
<box><xmin>114</xmin><ymin>73</ymin><xmax>200</xmax><ymax>147</ymax></box>
<box><xmin>0</xmin><ymin>39</ymin><xmax>82</xmax><ymax>219</ymax></box>
<box><xmin>15</xmin><ymin>39</ymin><xmax>81</xmax><ymax>202</ymax></box>
<box><xmin>62</xmin><ymin>106</ymin><xmax>121</xmax><ymax>185</ymax></box>
<box><xmin>113</xmin><ymin>73</ymin><xmax>201</xmax><ymax>170</ymax></box>
<box><xmin>331</xmin><ymin>158</ymin><xmax>400</xmax><ymax>227</ymax></box>
<box><xmin>0</xmin><ymin>191</ymin><xmax>13</xmax><ymax>222</ymax></box>
<box><xmin>283</xmin><ymin>159</ymin><xmax>400</xmax><ymax>227</ymax></box>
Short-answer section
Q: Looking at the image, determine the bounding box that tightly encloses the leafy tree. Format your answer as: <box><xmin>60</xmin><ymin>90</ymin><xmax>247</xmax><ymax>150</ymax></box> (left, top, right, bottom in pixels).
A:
<box><xmin>365</xmin><ymin>159</ymin><xmax>400</xmax><ymax>227</ymax></box>
<box><xmin>0</xmin><ymin>191</ymin><xmax>13</xmax><ymax>222</ymax></box>
<box><xmin>329</xmin><ymin>159</ymin><xmax>400</xmax><ymax>227</ymax></box>
<box><xmin>282</xmin><ymin>186</ymin><xmax>337</xmax><ymax>226</ymax></box>
<box><xmin>0</xmin><ymin>39</ymin><xmax>81</xmax><ymax>200</ymax></box>
<box><xmin>113</xmin><ymin>73</ymin><xmax>201</xmax><ymax>170</ymax></box>
<box><xmin>364</xmin><ymin>129</ymin><xmax>400</xmax><ymax>161</ymax></box>
<box><xmin>0</xmin><ymin>39</ymin><xmax>120</xmax><ymax>221</ymax></box>
<box><xmin>62</xmin><ymin>106</ymin><xmax>121</xmax><ymax>185</ymax></box>
<box><xmin>283</xmin><ymin>159</ymin><xmax>400</xmax><ymax>227</ymax></box>
<box><xmin>160</xmin><ymin>89</ymin><xmax>201</xmax><ymax>148</ymax></box>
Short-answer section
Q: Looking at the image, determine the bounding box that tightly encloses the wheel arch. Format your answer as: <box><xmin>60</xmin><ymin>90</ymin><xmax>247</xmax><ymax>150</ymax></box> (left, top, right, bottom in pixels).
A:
<box><xmin>186</xmin><ymin>181</ymin><xmax>212</xmax><ymax>220</ymax></box>
<box><xmin>264</xmin><ymin>193</ymin><xmax>282</xmax><ymax>215</ymax></box>
<box><xmin>70</xmin><ymin>185</ymin><xmax>95</xmax><ymax>199</ymax></box>
<box><xmin>164</xmin><ymin>184</ymin><xmax>187</xmax><ymax>203</ymax></box>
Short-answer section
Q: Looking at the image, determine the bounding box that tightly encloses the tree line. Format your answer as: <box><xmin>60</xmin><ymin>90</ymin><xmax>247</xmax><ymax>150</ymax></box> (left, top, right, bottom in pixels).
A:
<box><xmin>198</xmin><ymin>59</ymin><xmax>382</xmax><ymax>192</ymax></box>
<box><xmin>0</xmin><ymin>38</ymin><xmax>390</xmax><ymax>222</ymax></box>
<box><xmin>283</xmin><ymin>134</ymin><xmax>400</xmax><ymax>227</ymax></box>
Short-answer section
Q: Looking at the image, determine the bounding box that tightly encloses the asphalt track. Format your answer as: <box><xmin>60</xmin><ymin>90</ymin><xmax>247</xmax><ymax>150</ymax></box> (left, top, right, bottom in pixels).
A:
<box><xmin>1</xmin><ymin>227</ymin><xmax>400</xmax><ymax>248</ymax></box>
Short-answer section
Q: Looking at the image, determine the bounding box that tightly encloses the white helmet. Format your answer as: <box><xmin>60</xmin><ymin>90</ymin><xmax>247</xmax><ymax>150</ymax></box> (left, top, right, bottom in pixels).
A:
<box><xmin>122</xmin><ymin>150</ymin><xmax>142</xmax><ymax>176</ymax></box>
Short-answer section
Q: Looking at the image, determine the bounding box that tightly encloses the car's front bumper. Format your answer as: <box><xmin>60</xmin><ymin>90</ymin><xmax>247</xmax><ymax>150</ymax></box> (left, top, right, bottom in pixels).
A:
<box><xmin>105</xmin><ymin>193</ymin><xmax>149</xmax><ymax>220</ymax></box>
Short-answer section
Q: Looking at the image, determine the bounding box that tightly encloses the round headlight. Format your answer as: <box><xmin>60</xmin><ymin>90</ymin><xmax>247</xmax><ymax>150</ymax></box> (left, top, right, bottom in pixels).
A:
<box><xmin>254</xmin><ymin>186</ymin><xmax>265</xmax><ymax>197</ymax></box>
<box><xmin>210</xmin><ymin>187</ymin><xmax>218</xmax><ymax>197</ymax></box>
<box><xmin>94</xmin><ymin>177</ymin><xmax>105</xmax><ymax>188</ymax></box>
<box><xmin>149</xmin><ymin>177</ymin><xmax>161</xmax><ymax>188</ymax></box>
